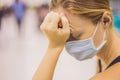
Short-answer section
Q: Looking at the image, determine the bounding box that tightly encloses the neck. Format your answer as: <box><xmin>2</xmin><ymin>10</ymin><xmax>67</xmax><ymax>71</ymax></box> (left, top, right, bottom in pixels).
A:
<box><xmin>97</xmin><ymin>31</ymin><xmax>120</xmax><ymax>67</ymax></box>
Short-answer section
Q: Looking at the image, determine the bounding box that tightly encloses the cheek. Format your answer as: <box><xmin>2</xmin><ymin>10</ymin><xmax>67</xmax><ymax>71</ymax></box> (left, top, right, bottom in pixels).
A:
<box><xmin>70</xmin><ymin>26</ymin><xmax>94</xmax><ymax>40</ymax></box>
<box><xmin>67</xmin><ymin>28</ymin><xmax>84</xmax><ymax>41</ymax></box>
<box><xmin>71</xmin><ymin>28</ymin><xmax>84</xmax><ymax>39</ymax></box>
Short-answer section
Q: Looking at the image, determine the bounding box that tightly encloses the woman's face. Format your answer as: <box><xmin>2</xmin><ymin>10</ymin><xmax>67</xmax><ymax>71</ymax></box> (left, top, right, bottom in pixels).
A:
<box><xmin>53</xmin><ymin>7</ymin><xmax>106</xmax><ymax>48</ymax></box>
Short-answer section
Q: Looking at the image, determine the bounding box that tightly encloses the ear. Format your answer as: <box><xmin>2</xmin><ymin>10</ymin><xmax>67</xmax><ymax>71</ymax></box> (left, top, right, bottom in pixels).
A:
<box><xmin>101</xmin><ymin>11</ymin><xmax>112</xmax><ymax>29</ymax></box>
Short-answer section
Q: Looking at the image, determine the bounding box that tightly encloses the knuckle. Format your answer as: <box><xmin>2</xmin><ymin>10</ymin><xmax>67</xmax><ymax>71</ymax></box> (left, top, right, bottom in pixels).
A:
<box><xmin>53</xmin><ymin>13</ymin><xmax>59</xmax><ymax>21</ymax></box>
<box><xmin>46</xmin><ymin>26</ymin><xmax>55</xmax><ymax>31</ymax></box>
<box><xmin>40</xmin><ymin>23</ymin><xmax>45</xmax><ymax>30</ymax></box>
<box><xmin>40</xmin><ymin>26</ymin><xmax>45</xmax><ymax>31</ymax></box>
<box><xmin>54</xmin><ymin>12</ymin><xmax>59</xmax><ymax>17</ymax></box>
<box><xmin>64</xmin><ymin>21</ymin><xmax>68</xmax><ymax>25</ymax></box>
<box><xmin>62</xmin><ymin>19</ymin><xmax>69</xmax><ymax>26</ymax></box>
<box><xmin>44</xmin><ymin>12</ymin><xmax>53</xmax><ymax>22</ymax></box>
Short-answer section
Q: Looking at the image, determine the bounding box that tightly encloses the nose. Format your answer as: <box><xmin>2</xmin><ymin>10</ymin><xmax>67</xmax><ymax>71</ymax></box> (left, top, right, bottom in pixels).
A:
<box><xmin>66</xmin><ymin>33</ymin><xmax>78</xmax><ymax>42</ymax></box>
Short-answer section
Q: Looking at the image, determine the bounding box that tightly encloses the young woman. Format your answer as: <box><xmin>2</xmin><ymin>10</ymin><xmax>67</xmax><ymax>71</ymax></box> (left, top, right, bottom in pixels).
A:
<box><xmin>33</xmin><ymin>0</ymin><xmax>120</xmax><ymax>80</ymax></box>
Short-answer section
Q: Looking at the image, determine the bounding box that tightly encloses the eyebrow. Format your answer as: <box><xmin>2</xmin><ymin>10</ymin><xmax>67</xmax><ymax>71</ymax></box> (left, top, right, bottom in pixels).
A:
<box><xmin>69</xmin><ymin>23</ymin><xmax>79</xmax><ymax>28</ymax></box>
<box><xmin>69</xmin><ymin>23</ymin><xmax>75</xmax><ymax>28</ymax></box>
<box><xmin>69</xmin><ymin>24</ymin><xmax>74</xmax><ymax>33</ymax></box>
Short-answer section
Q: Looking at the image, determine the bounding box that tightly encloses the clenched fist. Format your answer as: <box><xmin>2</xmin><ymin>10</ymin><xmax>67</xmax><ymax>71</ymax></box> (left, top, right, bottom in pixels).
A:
<box><xmin>40</xmin><ymin>12</ymin><xmax>70</xmax><ymax>48</ymax></box>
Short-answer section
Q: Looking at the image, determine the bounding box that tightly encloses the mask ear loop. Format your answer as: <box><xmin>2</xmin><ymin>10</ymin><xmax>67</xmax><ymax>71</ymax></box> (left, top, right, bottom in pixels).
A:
<box><xmin>91</xmin><ymin>23</ymin><xmax>99</xmax><ymax>38</ymax></box>
<box><xmin>91</xmin><ymin>23</ymin><xmax>107</xmax><ymax>41</ymax></box>
<box><xmin>102</xmin><ymin>31</ymin><xmax>107</xmax><ymax>42</ymax></box>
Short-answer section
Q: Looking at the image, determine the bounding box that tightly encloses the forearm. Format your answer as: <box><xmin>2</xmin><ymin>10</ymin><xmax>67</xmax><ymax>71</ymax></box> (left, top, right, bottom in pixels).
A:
<box><xmin>33</xmin><ymin>45</ymin><xmax>64</xmax><ymax>80</ymax></box>
<box><xmin>33</xmin><ymin>11</ymin><xmax>70</xmax><ymax>80</ymax></box>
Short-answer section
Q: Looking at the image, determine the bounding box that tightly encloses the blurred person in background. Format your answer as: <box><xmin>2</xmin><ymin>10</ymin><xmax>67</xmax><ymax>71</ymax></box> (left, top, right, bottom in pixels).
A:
<box><xmin>0</xmin><ymin>5</ymin><xmax>12</xmax><ymax>30</ymax></box>
<box><xmin>0</xmin><ymin>6</ymin><xmax>2</xmax><ymax>30</ymax></box>
<box><xmin>37</xmin><ymin>4</ymin><xmax>49</xmax><ymax>29</ymax></box>
<box><xmin>2</xmin><ymin>5</ymin><xmax>13</xmax><ymax>16</ymax></box>
<box><xmin>33</xmin><ymin>0</ymin><xmax>120</xmax><ymax>80</ymax></box>
<box><xmin>11</xmin><ymin>0</ymin><xmax>26</xmax><ymax>30</ymax></box>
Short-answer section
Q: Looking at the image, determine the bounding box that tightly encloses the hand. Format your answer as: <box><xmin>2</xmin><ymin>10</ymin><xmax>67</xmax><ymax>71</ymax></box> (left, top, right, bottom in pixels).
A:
<box><xmin>40</xmin><ymin>12</ymin><xmax>70</xmax><ymax>48</ymax></box>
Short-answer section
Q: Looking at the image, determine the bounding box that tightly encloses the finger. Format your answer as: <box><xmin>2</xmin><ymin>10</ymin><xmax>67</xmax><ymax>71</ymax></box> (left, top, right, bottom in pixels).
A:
<box><xmin>43</xmin><ymin>11</ymin><xmax>54</xmax><ymax>23</ymax></box>
<box><xmin>50</xmin><ymin>12</ymin><xmax>60</xmax><ymax>29</ymax></box>
<box><xmin>40</xmin><ymin>12</ymin><xmax>52</xmax><ymax>31</ymax></box>
<box><xmin>44</xmin><ymin>12</ymin><xmax>60</xmax><ymax>30</ymax></box>
<box><xmin>40</xmin><ymin>12</ymin><xmax>58</xmax><ymax>31</ymax></box>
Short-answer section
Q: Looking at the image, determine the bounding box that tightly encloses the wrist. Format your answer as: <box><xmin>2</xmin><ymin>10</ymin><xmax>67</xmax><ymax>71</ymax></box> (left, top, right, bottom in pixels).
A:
<box><xmin>48</xmin><ymin>43</ymin><xmax>64</xmax><ymax>49</ymax></box>
<box><xmin>46</xmin><ymin>44</ymin><xmax>64</xmax><ymax>56</ymax></box>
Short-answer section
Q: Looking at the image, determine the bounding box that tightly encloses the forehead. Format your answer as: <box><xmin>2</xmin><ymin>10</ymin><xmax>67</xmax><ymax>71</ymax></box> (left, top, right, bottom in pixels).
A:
<box><xmin>52</xmin><ymin>7</ymin><xmax>89</xmax><ymax>26</ymax></box>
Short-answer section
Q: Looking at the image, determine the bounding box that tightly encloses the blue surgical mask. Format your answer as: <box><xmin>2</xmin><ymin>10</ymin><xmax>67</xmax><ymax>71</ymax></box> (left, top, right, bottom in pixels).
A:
<box><xmin>65</xmin><ymin>23</ymin><xmax>107</xmax><ymax>61</ymax></box>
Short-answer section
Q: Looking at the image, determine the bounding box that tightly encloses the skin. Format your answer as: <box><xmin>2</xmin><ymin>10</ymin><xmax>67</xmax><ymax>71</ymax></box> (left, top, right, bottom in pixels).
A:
<box><xmin>33</xmin><ymin>7</ymin><xmax>120</xmax><ymax>80</ymax></box>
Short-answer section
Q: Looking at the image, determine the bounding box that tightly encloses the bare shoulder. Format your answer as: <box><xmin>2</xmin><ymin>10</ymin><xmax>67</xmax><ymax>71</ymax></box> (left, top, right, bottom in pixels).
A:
<box><xmin>90</xmin><ymin>63</ymin><xmax>120</xmax><ymax>80</ymax></box>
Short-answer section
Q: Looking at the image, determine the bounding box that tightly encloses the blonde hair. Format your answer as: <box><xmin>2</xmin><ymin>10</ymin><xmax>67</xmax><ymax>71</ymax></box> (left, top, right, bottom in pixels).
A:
<box><xmin>50</xmin><ymin>0</ymin><xmax>112</xmax><ymax>24</ymax></box>
<box><xmin>50</xmin><ymin>0</ymin><xmax>115</xmax><ymax>62</ymax></box>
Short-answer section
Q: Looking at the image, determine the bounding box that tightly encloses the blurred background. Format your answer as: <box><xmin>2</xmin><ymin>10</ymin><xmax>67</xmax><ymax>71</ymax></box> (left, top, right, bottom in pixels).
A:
<box><xmin>0</xmin><ymin>0</ymin><xmax>119</xmax><ymax>80</ymax></box>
